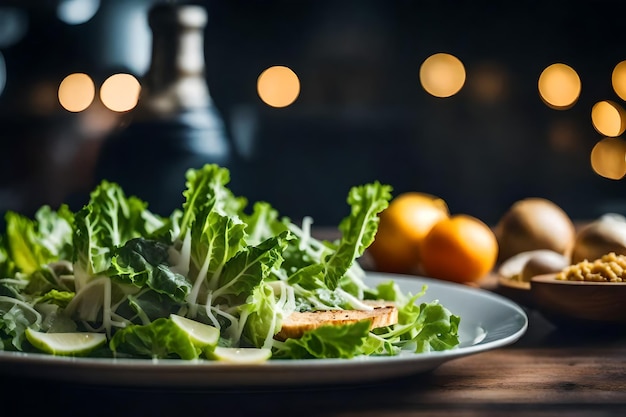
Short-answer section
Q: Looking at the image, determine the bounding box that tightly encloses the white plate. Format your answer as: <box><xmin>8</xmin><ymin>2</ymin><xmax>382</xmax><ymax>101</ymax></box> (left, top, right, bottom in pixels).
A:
<box><xmin>0</xmin><ymin>273</ymin><xmax>527</xmax><ymax>388</ymax></box>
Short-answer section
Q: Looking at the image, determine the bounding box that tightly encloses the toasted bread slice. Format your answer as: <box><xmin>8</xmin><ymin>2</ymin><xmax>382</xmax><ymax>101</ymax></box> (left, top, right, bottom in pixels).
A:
<box><xmin>275</xmin><ymin>300</ymin><xmax>398</xmax><ymax>341</ymax></box>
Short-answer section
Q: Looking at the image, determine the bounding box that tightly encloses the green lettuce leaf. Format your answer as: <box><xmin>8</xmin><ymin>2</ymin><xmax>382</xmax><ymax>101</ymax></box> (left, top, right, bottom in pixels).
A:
<box><xmin>409</xmin><ymin>301</ymin><xmax>460</xmax><ymax>352</ymax></box>
<box><xmin>273</xmin><ymin>320</ymin><xmax>371</xmax><ymax>359</ymax></box>
<box><xmin>24</xmin><ymin>262</ymin><xmax>73</xmax><ymax>295</ymax></box>
<box><xmin>366</xmin><ymin>281</ymin><xmax>460</xmax><ymax>353</ymax></box>
<box><xmin>214</xmin><ymin>232</ymin><xmax>291</xmax><ymax>300</ymax></box>
<box><xmin>109</xmin><ymin>317</ymin><xmax>200</xmax><ymax>360</ymax></box>
<box><xmin>176</xmin><ymin>165</ymin><xmax>249</xmax><ymax>316</ymax></box>
<box><xmin>240</xmin><ymin>282</ymin><xmax>282</xmax><ymax>348</ymax></box>
<box><xmin>191</xmin><ymin>211</ymin><xmax>247</xmax><ymax>287</ymax></box>
<box><xmin>0</xmin><ymin>297</ymin><xmax>41</xmax><ymax>350</ymax></box>
<box><xmin>73</xmin><ymin>181</ymin><xmax>152</xmax><ymax>277</ymax></box>
<box><xmin>0</xmin><ymin>235</ymin><xmax>17</xmax><ymax>280</ymax></box>
<box><xmin>5</xmin><ymin>212</ymin><xmax>54</xmax><ymax>275</ymax></box>
<box><xmin>241</xmin><ymin>201</ymin><xmax>289</xmax><ymax>246</ymax></box>
<box><xmin>34</xmin><ymin>205</ymin><xmax>74</xmax><ymax>262</ymax></box>
<box><xmin>178</xmin><ymin>164</ymin><xmax>246</xmax><ymax>241</ymax></box>
<box><xmin>323</xmin><ymin>182</ymin><xmax>392</xmax><ymax>290</ymax></box>
<box><xmin>123</xmin><ymin>291</ymin><xmax>180</xmax><ymax>324</ymax></box>
<box><xmin>37</xmin><ymin>289</ymin><xmax>75</xmax><ymax>308</ymax></box>
<box><xmin>109</xmin><ymin>238</ymin><xmax>191</xmax><ymax>303</ymax></box>
<box><xmin>3</xmin><ymin>204</ymin><xmax>74</xmax><ymax>276</ymax></box>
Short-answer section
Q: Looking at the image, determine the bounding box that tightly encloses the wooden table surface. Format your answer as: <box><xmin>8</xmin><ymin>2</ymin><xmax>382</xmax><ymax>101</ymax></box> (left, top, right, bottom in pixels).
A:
<box><xmin>4</xmin><ymin>280</ymin><xmax>626</xmax><ymax>417</ymax></box>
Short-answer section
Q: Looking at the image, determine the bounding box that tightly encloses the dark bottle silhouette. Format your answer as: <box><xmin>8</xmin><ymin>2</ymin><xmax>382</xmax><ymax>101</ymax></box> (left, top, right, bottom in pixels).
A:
<box><xmin>94</xmin><ymin>3</ymin><xmax>238</xmax><ymax>216</ymax></box>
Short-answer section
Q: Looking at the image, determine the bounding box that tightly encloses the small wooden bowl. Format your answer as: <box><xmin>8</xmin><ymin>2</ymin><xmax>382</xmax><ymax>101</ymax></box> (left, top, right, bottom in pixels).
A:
<box><xmin>496</xmin><ymin>276</ymin><xmax>534</xmax><ymax>308</ymax></box>
<box><xmin>530</xmin><ymin>273</ymin><xmax>626</xmax><ymax>325</ymax></box>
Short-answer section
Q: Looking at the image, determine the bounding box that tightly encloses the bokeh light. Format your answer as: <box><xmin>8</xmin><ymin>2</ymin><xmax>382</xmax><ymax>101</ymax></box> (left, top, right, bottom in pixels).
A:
<box><xmin>538</xmin><ymin>63</ymin><xmax>581</xmax><ymax>109</ymax></box>
<box><xmin>0</xmin><ymin>7</ymin><xmax>28</xmax><ymax>48</ymax></box>
<box><xmin>57</xmin><ymin>0</ymin><xmax>100</xmax><ymax>25</ymax></box>
<box><xmin>612</xmin><ymin>61</ymin><xmax>626</xmax><ymax>101</ymax></box>
<box><xmin>590</xmin><ymin>137</ymin><xmax>626</xmax><ymax>180</ymax></box>
<box><xmin>591</xmin><ymin>100</ymin><xmax>626</xmax><ymax>137</ymax></box>
<box><xmin>419</xmin><ymin>53</ymin><xmax>466</xmax><ymax>98</ymax></box>
<box><xmin>257</xmin><ymin>66</ymin><xmax>300</xmax><ymax>108</ymax></box>
<box><xmin>100</xmin><ymin>73</ymin><xmax>141</xmax><ymax>112</ymax></box>
<box><xmin>58</xmin><ymin>73</ymin><xmax>95</xmax><ymax>112</ymax></box>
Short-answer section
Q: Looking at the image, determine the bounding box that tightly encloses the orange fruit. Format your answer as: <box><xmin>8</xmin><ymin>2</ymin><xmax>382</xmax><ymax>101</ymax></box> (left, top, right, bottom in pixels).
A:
<box><xmin>369</xmin><ymin>192</ymin><xmax>449</xmax><ymax>274</ymax></box>
<box><xmin>420</xmin><ymin>214</ymin><xmax>498</xmax><ymax>283</ymax></box>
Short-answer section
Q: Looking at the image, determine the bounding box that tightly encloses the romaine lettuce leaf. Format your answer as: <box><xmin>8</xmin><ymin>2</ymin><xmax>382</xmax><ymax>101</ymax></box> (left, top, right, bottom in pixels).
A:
<box><xmin>5</xmin><ymin>211</ymin><xmax>55</xmax><ymax>275</ymax></box>
<box><xmin>24</xmin><ymin>262</ymin><xmax>73</xmax><ymax>295</ymax></box>
<box><xmin>35</xmin><ymin>204</ymin><xmax>74</xmax><ymax>262</ymax></box>
<box><xmin>109</xmin><ymin>238</ymin><xmax>191</xmax><ymax>303</ymax></box>
<box><xmin>214</xmin><ymin>231</ymin><xmax>291</xmax><ymax>300</ymax></box>
<box><xmin>109</xmin><ymin>317</ymin><xmax>201</xmax><ymax>360</ymax></box>
<box><xmin>123</xmin><ymin>290</ymin><xmax>181</xmax><ymax>324</ymax></box>
<box><xmin>323</xmin><ymin>181</ymin><xmax>392</xmax><ymax>290</ymax></box>
<box><xmin>0</xmin><ymin>296</ymin><xmax>41</xmax><ymax>350</ymax></box>
<box><xmin>0</xmin><ymin>235</ymin><xmax>17</xmax><ymax>280</ymax></box>
<box><xmin>272</xmin><ymin>320</ymin><xmax>371</xmax><ymax>359</ymax></box>
<box><xmin>191</xmin><ymin>211</ymin><xmax>247</xmax><ymax>288</ymax></box>
<box><xmin>408</xmin><ymin>301</ymin><xmax>460</xmax><ymax>352</ymax></box>
<box><xmin>73</xmin><ymin>181</ymin><xmax>157</xmax><ymax>279</ymax></box>
<box><xmin>239</xmin><ymin>282</ymin><xmax>282</xmax><ymax>348</ymax></box>
<box><xmin>240</xmin><ymin>201</ymin><xmax>289</xmax><ymax>246</ymax></box>
<box><xmin>369</xmin><ymin>283</ymin><xmax>460</xmax><ymax>353</ymax></box>
<box><xmin>36</xmin><ymin>289</ymin><xmax>75</xmax><ymax>308</ymax></box>
<box><xmin>178</xmin><ymin>164</ymin><xmax>246</xmax><ymax>241</ymax></box>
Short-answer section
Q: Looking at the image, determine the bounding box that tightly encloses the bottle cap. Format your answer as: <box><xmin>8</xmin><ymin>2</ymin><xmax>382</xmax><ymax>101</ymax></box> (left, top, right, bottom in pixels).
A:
<box><xmin>149</xmin><ymin>4</ymin><xmax>207</xmax><ymax>30</ymax></box>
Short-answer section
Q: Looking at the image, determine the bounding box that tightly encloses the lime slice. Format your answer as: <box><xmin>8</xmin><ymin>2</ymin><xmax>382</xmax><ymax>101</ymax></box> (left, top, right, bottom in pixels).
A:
<box><xmin>170</xmin><ymin>314</ymin><xmax>219</xmax><ymax>348</ymax></box>
<box><xmin>210</xmin><ymin>346</ymin><xmax>272</xmax><ymax>364</ymax></box>
<box><xmin>25</xmin><ymin>328</ymin><xmax>106</xmax><ymax>356</ymax></box>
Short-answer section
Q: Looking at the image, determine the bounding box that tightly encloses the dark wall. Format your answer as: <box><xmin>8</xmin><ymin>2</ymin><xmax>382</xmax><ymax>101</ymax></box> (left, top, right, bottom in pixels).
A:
<box><xmin>1</xmin><ymin>0</ymin><xmax>625</xmax><ymax>227</ymax></box>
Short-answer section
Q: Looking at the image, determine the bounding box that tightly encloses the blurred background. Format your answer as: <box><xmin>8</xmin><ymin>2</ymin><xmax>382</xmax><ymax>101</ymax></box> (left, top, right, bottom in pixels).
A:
<box><xmin>1</xmin><ymin>0</ymin><xmax>626</xmax><ymax>228</ymax></box>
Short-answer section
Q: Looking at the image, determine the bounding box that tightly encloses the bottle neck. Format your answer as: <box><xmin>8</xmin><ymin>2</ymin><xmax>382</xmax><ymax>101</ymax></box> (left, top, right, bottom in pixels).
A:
<box><xmin>137</xmin><ymin>4</ymin><xmax>212</xmax><ymax>118</ymax></box>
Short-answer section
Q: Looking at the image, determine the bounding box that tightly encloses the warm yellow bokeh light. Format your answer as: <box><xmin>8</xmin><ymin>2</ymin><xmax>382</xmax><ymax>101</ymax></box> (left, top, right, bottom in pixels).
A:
<box><xmin>100</xmin><ymin>73</ymin><xmax>141</xmax><ymax>112</ymax></box>
<box><xmin>590</xmin><ymin>137</ymin><xmax>626</xmax><ymax>180</ymax></box>
<box><xmin>538</xmin><ymin>63</ymin><xmax>581</xmax><ymax>109</ymax></box>
<box><xmin>257</xmin><ymin>66</ymin><xmax>300</xmax><ymax>108</ymax></box>
<box><xmin>420</xmin><ymin>53</ymin><xmax>466</xmax><ymax>98</ymax></box>
<box><xmin>591</xmin><ymin>100</ymin><xmax>626</xmax><ymax>137</ymax></box>
<box><xmin>612</xmin><ymin>61</ymin><xmax>626</xmax><ymax>101</ymax></box>
<box><xmin>58</xmin><ymin>73</ymin><xmax>95</xmax><ymax>112</ymax></box>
